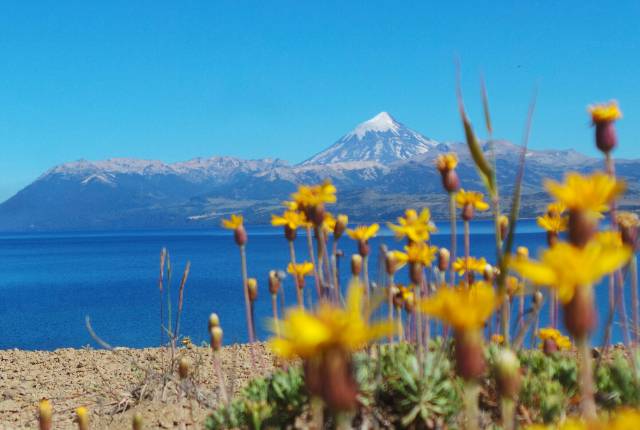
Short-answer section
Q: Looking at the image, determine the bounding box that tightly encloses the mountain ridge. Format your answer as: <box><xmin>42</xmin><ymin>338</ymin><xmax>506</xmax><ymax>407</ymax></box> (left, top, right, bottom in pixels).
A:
<box><xmin>1</xmin><ymin>112</ymin><xmax>639</xmax><ymax>232</ymax></box>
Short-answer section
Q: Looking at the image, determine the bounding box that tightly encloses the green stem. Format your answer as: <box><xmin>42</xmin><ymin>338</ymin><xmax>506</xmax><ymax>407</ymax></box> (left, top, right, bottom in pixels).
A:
<box><xmin>449</xmin><ymin>193</ymin><xmax>457</xmax><ymax>285</ymax></box>
<box><xmin>306</xmin><ymin>226</ymin><xmax>322</xmax><ymax>300</ymax></box>
<box><xmin>501</xmin><ymin>398</ymin><xmax>515</xmax><ymax>430</ymax></box>
<box><xmin>463</xmin><ymin>381</ymin><xmax>480</xmax><ymax>430</ymax></box>
<box><xmin>240</xmin><ymin>246</ymin><xmax>256</xmax><ymax>343</ymax></box>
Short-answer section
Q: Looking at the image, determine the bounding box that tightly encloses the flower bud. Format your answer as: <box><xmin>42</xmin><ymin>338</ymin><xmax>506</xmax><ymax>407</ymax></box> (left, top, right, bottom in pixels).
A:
<box><xmin>564</xmin><ymin>287</ymin><xmax>597</xmax><ymax>339</ymax></box>
<box><xmin>516</xmin><ymin>246</ymin><xmax>529</xmax><ymax>259</ymax></box>
<box><xmin>76</xmin><ymin>407</ymin><xmax>89</xmax><ymax>430</ymax></box>
<box><xmin>568</xmin><ymin>210</ymin><xmax>596</xmax><ymax>248</ymax></box>
<box><xmin>351</xmin><ymin>254</ymin><xmax>362</xmax><ymax>277</ymax></box>
<box><xmin>210</xmin><ymin>326</ymin><xmax>223</xmax><ymax>351</ymax></box>
<box><xmin>595</xmin><ymin>120</ymin><xmax>617</xmax><ymax>153</ymax></box>
<box><xmin>39</xmin><ymin>399</ymin><xmax>52</xmax><ymax>430</ymax></box>
<box><xmin>462</xmin><ymin>203</ymin><xmax>475</xmax><ymax>222</ymax></box>
<box><xmin>498</xmin><ymin>215</ymin><xmax>509</xmax><ymax>243</ymax></box>
<box><xmin>247</xmin><ymin>278</ymin><xmax>258</xmax><ymax>302</ymax></box>
<box><xmin>391</xmin><ymin>286</ymin><xmax>403</xmax><ymax>308</ymax></box>
<box><xmin>438</xmin><ymin>248</ymin><xmax>450</xmax><ymax>272</ymax></box>
<box><xmin>268</xmin><ymin>270</ymin><xmax>281</xmax><ymax>295</ymax></box>
<box><xmin>303</xmin><ymin>357</ymin><xmax>323</xmax><ymax>397</ymax></box>
<box><xmin>334</xmin><ymin>214</ymin><xmax>348</xmax><ymax>240</ymax></box>
<box><xmin>454</xmin><ymin>330</ymin><xmax>486</xmax><ymax>381</ymax></box>
<box><xmin>533</xmin><ymin>291</ymin><xmax>544</xmax><ymax>309</ymax></box>
<box><xmin>284</xmin><ymin>225</ymin><xmax>297</xmax><ymax>242</ymax></box>
<box><xmin>385</xmin><ymin>252</ymin><xmax>398</xmax><ymax>275</ymax></box>
<box><xmin>617</xmin><ymin>212</ymin><xmax>639</xmax><ymax>249</ymax></box>
<box><xmin>208</xmin><ymin>313</ymin><xmax>220</xmax><ymax>331</ymax></box>
<box><xmin>495</xmin><ymin>349</ymin><xmax>522</xmax><ymax>400</ymax></box>
<box><xmin>234</xmin><ymin>225</ymin><xmax>247</xmax><ymax>246</ymax></box>
<box><xmin>178</xmin><ymin>357</ymin><xmax>191</xmax><ymax>379</ymax></box>
<box><xmin>132</xmin><ymin>413</ymin><xmax>143</xmax><ymax>430</ymax></box>
<box><xmin>483</xmin><ymin>264</ymin><xmax>494</xmax><ymax>282</ymax></box>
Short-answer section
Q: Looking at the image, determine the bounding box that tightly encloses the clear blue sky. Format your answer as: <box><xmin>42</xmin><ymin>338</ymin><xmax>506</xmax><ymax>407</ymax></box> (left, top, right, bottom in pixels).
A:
<box><xmin>1</xmin><ymin>1</ymin><xmax>639</xmax><ymax>201</ymax></box>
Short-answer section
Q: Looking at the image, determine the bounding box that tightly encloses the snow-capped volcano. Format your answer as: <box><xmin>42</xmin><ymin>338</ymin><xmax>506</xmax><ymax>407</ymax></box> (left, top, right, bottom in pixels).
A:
<box><xmin>301</xmin><ymin>112</ymin><xmax>441</xmax><ymax>165</ymax></box>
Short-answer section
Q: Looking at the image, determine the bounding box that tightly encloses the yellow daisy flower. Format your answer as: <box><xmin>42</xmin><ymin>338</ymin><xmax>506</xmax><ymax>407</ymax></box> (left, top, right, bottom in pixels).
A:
<box><xmin>271</xmin><ymin>210</ymin><xmax>307</xmax><ymax>230</ymax></box>
<box><xmin>346</xmin><ymin>223</ymin><xmax>380</xmax><ymax>242</ymax></box>
<box><xmin>291</xmin><ymin>180</ymin><xmax>337</xmax><ymax>208</ymax></box>
<box><xmin>435</xmin><ymin>153</ymin><xmax>458</xmax><ymax>172</ymax></box>
<box><xmin>418</xmin><ymin>281</ymin><xmax>501</xmax><ymax>330</ymax></box>
<box><xmin>270</xmin><ymin>280</ymin><xmax>393</xmax><ymax>359</ymax></box>
<box><xmin>537</xmin><ymin>212</ymin><xmax>568</xmax><ymax>234</ymax></box>
<box><xmin>544</xmin><ymin>172</ymin><xmax>625</xmax><ymax>216</ymax></box>
<box><xmin>538</xmin><ymin>327</ymin><xmax>572</xmax><ymax>351</ymax></box>
<box><xmin>287</xmin><ymin>261</ymin><xmax>314</xmax><ymax>278</ymax></box>
<box><xmin>387</xmin><ymin>208</ymin><xmax>437</xmax><ymax>243</ymax></box>
<box><xmin>509</xmin><ymin>233</ymin><xmax>632</xmax><ymax>303</ymax></box>
<box><xmin>588</xmin><ymin>100</ymin><xmax>622</xmax><ymax>123</ymax></box>
<box><xmin>452</xmin><ymin>256</ymin><xmax>488</xmax><ymax>275</ymax></box>
<box><xmin>221</xmin><ymin>214</ymin><xmax>243</xmax><ymax>230</ymax></box>
<box><xmin>391</xmin><ymin>242</ymin><xmax>438</xmax><ymax>267</ymax></box>
<box><xmin>456</xmin><ymin>189</ymin><xmax>490</xmax><ymax>211</ymax></box>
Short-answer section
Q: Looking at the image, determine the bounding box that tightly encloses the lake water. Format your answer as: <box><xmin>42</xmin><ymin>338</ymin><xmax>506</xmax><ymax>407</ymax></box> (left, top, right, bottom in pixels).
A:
<box><xmin>0</xmin><ymin>220</ymin><xmax>630</xmax><ymax>350</ymax></box>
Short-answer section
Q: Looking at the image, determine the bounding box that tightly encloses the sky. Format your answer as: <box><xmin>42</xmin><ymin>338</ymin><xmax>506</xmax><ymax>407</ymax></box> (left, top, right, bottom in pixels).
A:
<box><xmin>0</xmin><ymin>1</ymin><xmax>639</xmax><ymax>201</ymax></box>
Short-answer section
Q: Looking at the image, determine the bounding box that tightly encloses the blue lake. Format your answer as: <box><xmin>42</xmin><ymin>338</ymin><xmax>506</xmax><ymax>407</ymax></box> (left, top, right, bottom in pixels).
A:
<box><xmin>0</xmin><ymin>220</ymin><xmax>631</xmax><ymax>350</ymax></box>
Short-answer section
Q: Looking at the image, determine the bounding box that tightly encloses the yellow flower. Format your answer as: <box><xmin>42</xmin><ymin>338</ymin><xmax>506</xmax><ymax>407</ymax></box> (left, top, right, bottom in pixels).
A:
<box><xmin>491</xmin><ymin>334</ymin><xmax>505</xmax><ymax>345</ymax></box>
<box><xmin>538</xmin><ymin>327</ymin><xmax>572</xmax><ymax>351</ymax></box>
<box><xmin>391</xmin><ymin>242</ymin><xmax>438</xmax><ymax>267</ymax></box>
<box><xmin>506</xmin><ymin>276</ymin><xmax>525</xmax><ymax>296</ymax></box>
<box><xmin>455</xmin><ymin>189</ymin><xmax>490</xmax><ymax>211</ymax></box>
<box><xmin>387</xmin><ymin>208</ymin><xmax>437</xmax><ymax>243</ymax></box>
<box><xmin>271</xmin><ymin>210</ymin><xmax>307</xmax><ymax>230</ymax></box>
<box><xmin>523</xmin><ymin>408</ymin><xmax>640</xmax><ymax>430</ymax></box>
<box><xmin>588</xmin><ymin>100</ymin><xmax>622</xmax><ymax>123</ymax></box>
<box><xmin>270</xmin><ymin>279</ymin><xmax>393</xmax><ymax>359</ymax></box>
<box><xmin>287</xmin><ymin>261</ymin><xmax>314</xmax><ymax>278</ymax></box>
<box><xmin>617</xmin><ymin>211</ymin><xmax>640</xmax><ymax>229</ymax></box>
<box><xmin>452</xmin><ymin>257</ymin><xmax>488</xmax><ymax>275</ymax></box>
<box><xmin>547</xmin><ymin>202</ymin><xmax>566</xmax><ymax>215</ymax></box>
<box><xmin>545</xmin><ymin>172</ymin><xmax>625</xmax><ymax>216</ymax></box>
<box><xmin>537</xmin><ymin>213</ymin><xmax>568</xmax><ymax>233</ymax></box>
<box><xmin>291</xmin><ymin>180</ymin><xmax>337</xmax><ymax>208</ymax></box>
<box><xmin>509</xmin><ymin>233</ymin><xmax>632</xmax><ymax>303</ymax></box>
<box><xmin>346</xmin><ymin>223</ymin><xmax>380</xmax><ymax>241</ymax></box>
<box><xmin>221</xmin><ymin>214</ymin><xmax>243</xmax><ymax>230</ymax></box>
<box><xmin>419</xmin><ymin>281</ymin><xmax>501</xmax><ymax>330</ymax></box>
<box><xmin>610</xmin><ymin>409</ymin><xmax>640</xmax><ymax>429</ymax></box>
<box><xmin>435</xmin><ymin>153</ymin><xmax>458</xmax><ymax>171</ymax></box>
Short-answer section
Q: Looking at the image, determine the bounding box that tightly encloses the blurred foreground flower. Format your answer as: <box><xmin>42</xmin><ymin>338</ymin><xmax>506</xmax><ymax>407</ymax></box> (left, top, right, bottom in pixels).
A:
<box><xmin>270</xmin><ymin>280</ymin><xmax>392</xmax><ymax>411</ymax></box>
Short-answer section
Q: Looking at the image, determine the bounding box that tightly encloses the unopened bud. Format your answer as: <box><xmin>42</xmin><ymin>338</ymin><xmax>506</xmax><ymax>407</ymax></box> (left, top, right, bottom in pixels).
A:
<box><xmin>334</xmin><ymin>214</ymin><xmax>348</xmax><ymax>240</ymax></box>
<box><xmin>385</xmin><ymin>252</ymin><xmax>398</xmax><ymax>275</ymax></box>
<box><xmin>208</xmin><ymin>313</ymin><xmax>220</xmax><ymax>331</ymax></box>
<box><xmin>498</xmin><ymin>215</ymin><xmax>509</xmax><ymax>243</ymax></box>
<box><xmin>76</xmin><ymin>407</ymin><xmax>89</xmax><ymax>430</ymax></box>
<box><xmin>132</xmin><ymin>413</ymin><xmax>143</xmax><ymax>430</ymax></box>
<box><xmin>306</xmin><ymin>204</ymin><xmax>326</xmax><ymax>226</ymax></box>
<box><xmin>516</xmin><ymin>246</ymin><xmax>529</xmax><ymax>259</ymax></box>
<box><xmin>234</xmin><ymin>225</ymin><xmax>247</xmax><ymax>246</ymax></box>
<box><xmin>351</xmin><ymin>254</ymin><xmax>362</xmax><ymax>277</ymax></box>
<box><xmin>542</xmin><ymin>338</ymin><xmax>559</xmax><ymax>355</ymax></box>
<box><xmin>268</xmin><ymin>270</ymin><xmax>281</xmax><ymax>295</ymax></box>
<box><xmin>210</xmin><ymin>326</ymin><xmax>223</xmax><ymax>351</ymax></box>
<box><xmin>178</xmin><ymin>357</ymin><xmax>191</xmax><ymax>379</ymax></box>
<box><xmin>247</xmin><ymin>278</ymin><xmax>258</xmax><ymax>301</ymax></box>
<box><xmin>495</xmin><ymin>349</ymin><xmax>522</xmax><ymax>400</ymax></box>
<box><xmin>39</xmin><ymin>399</ymin><xmax>52</xmax><ymax>430</ymax></box>
<box><xmin>533</xmin><ymin>291</ymin><xmax>544</xmax><ymax>309</ymax></box>
<box><xmin>438</xmin><ymin>248</ymin><xmax>450</xmax><ymax>272</ymax></box>
<box><xmin>483</xmin><ymin>264</ymin><xmax>494</xmax><ymax>282</ymax></box>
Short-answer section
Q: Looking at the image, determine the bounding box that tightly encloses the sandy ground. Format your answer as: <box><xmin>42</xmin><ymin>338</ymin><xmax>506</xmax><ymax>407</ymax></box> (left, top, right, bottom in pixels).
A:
<box><xmin>0</xmin><ymin>343</ymin><xmax>275</xmax><ymax>429</ymax></box>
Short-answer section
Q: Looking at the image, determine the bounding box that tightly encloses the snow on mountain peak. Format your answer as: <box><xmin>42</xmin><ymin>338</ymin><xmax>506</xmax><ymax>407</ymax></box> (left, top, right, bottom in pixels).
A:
<box><xmin>348</xmin><ymin>112</ymin><xmax>400</xmax><ymax>139</ymax></box>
